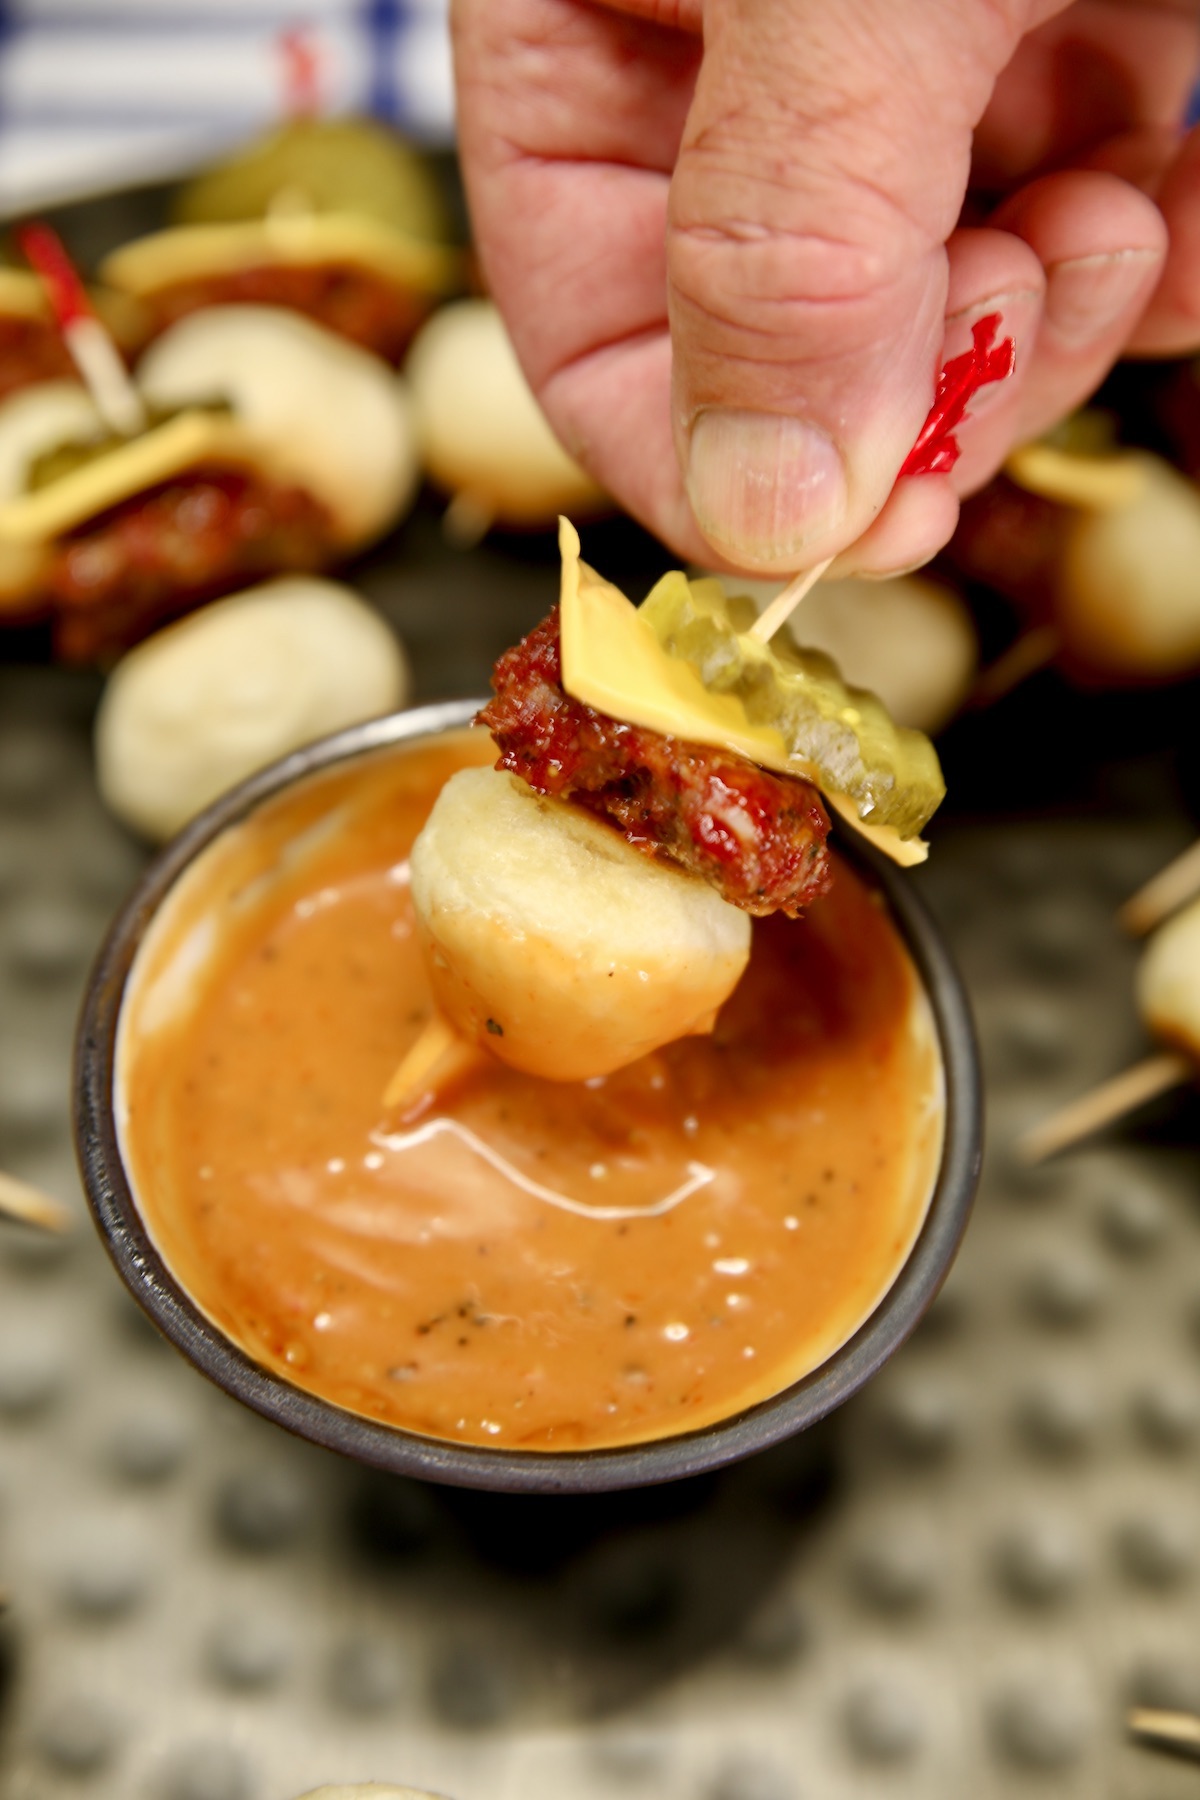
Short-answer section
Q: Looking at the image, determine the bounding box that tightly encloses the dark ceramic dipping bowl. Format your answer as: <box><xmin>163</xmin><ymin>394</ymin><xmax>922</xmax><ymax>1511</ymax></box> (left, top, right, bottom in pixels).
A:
<box><xmin>75</xmin><ymin>699</ymin><xmax>982</xmax><ymax>1495</ymax></box>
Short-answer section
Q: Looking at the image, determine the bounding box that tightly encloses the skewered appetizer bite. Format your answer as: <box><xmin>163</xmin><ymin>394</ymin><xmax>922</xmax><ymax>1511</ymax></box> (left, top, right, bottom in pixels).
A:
<box><xmin>0</xmin><ymin>304</ymin><xmax>419</xmax><ymax>659</ymax></box>
<box><xmin>405</xmin><ymin>300</ymin><xmax>607</xmax><ymax>540</ymax></box>
<box><xmin>102</xmin><ymin>118</ymin><xmax>458</xmax><ymax>363</ymax></box>
<box><xmin>1021</xmin><ymin>892</ymin><xmax>1200</xmax><ymax>1163</ymax></box>
<box><xmin>950</xmin><ymin>418</ymin><xmax>1200</xmax><ymax>685</ymax></box>
<box><xmin>404</xmin><ymin>520</ymin><xmax>945</xmax><ymax>1090</ymax></box>
<box><xmin>96</xmin><ymin>574</ymin><xmax>410</xmax><ymax>841</ymax></box>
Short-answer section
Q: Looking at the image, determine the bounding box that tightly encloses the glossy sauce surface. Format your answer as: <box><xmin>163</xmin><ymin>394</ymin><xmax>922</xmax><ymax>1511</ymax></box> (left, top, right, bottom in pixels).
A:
<box><xmin>118</xmin><ymin>730</ymin><xmax>943</xmax><ymax>1452</ymax></box>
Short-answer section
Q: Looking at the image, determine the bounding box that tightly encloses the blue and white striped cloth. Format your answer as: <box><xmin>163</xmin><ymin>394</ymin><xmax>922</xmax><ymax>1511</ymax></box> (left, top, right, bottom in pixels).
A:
<box><xmin>0</xmin><ymin>0</ymin><xmax>454</xmax><ymax>219</ymax></box>
<box><xmin>5</xmin><ymin>9</ymin><xmax>1199</xmax><ymax>226</ymax></box>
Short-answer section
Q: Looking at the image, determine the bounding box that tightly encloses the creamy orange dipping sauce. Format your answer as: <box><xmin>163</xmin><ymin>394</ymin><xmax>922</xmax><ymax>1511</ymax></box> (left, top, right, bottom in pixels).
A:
<box><xmin>117</xmin><ymin>730</ymin><xmax>944</xmax><ymax>1452</ymax></box>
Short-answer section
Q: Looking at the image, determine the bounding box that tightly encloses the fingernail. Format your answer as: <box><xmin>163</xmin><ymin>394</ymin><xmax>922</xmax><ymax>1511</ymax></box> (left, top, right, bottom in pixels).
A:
<box><xmin>856</xmin><ymin>557</ymin><xmax>935</xmax><ymax>581</ymax></box>
<box><xmin>686</xmin><ymin>409</ymin><xmax>846</xmax><ymax>568</ymax></box>
<box><xmin>1047</xmin><ymin>248</ymin><xmax>1162</xmax><ymax>344</ymax></box>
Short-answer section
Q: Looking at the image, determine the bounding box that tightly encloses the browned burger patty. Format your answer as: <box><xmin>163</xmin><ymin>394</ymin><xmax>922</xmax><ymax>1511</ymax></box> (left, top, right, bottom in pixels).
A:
<box><xmin>49</xmin><ymin>466</ymin><xmax>334</xmax><ymax>662</ymax></box>
<box><xmin>478</xmin><ymin>607</ymin><xmax>832</xmax><ymax>917</ymax></box>
<box><xmin>145</xmin><ymin>264</ymin><xmax>432</xmax><ymax>365</ymax></box>
<box><xmin>0</xmin><ymin>317</ymin><xmax>75</xmax><ymax>402</ymax></box>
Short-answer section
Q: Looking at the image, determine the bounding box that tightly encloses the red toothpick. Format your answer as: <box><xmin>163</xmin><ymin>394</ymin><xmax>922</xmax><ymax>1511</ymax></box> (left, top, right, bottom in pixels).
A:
<box><xmin>279</xmin><ymin>25</ymin><xmax>321</xmax><ymax>118</ymax></box>
<box><xmin>900</xmin><ymin>313</ymin><xmax>1015</xmax><ymax>478</ymax></box>
<box><xmin>16</xmin><ymin>220</ymin><xmax>145</xmax><ymax>436</ymax></box>
<box><xmin>16</xmin><ymin>220</ymin><xmax>90</xmax><ymax>328</ymax></box>
<box><xmin>739</xmin><ymin>312</ymin><xmax>1015</xmax><ymax>626</ymax></box>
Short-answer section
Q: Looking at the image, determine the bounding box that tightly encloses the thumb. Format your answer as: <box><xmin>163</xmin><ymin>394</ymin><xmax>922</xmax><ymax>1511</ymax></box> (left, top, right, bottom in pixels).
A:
<box><xmin>669</xmin><ymin>0</ymin><xmax>1008</xmax><ymax>573</ymax></box>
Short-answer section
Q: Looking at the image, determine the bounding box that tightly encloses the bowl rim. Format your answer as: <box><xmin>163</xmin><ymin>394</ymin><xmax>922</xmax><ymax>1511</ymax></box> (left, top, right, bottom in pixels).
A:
<box><xmin>75</xmin><ymin>697</ymin><xmax>982</xmax><ymax>1495</ymax></box>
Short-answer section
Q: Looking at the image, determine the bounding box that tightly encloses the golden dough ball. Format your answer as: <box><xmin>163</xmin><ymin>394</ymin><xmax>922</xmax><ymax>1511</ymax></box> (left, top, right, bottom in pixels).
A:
<box><xmin>1058</xmin><ymin>455</ymin><xmax>1200</xmax><ymax>678</ymax></box>
<box><xmin>409</xmin><ymin>767</ymin><xmax>751</xmax><ymax>1081</ymax></box>
<box><xmin>405</xmin><ymin>300</ymin><xmax>605</xmax><ymax>527</ymax></box>
<box><xmin>95</xmin><ymin>576</ymin><xmax>409</xmax><ymax>841</ymax></box>
<box><xmin>137</xmin><ymin>305</ymin><xmax>419</xmax><ymax>548</ymax></box>
<box><xmin>1137</xmin><ymin>895</ymin><xmax>1200</xmax><ymax>1061</ymax></box>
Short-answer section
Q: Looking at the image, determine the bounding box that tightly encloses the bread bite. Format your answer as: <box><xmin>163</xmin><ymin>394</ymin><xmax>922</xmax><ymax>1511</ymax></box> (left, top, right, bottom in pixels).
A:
<box><xmin>138</xmin><ymin>304</ymin><xmax>419</xmax><ymax>549</ymax></box>
<box><xmin>409</xmin><ymin>766</ymin><xmax>751</xmax><ymax>1081</ymax></box>
<box><xmin>95</xmin><ymin>575</ymin><xmax>410</xmax><ymax>841</ymax></box>
<box><xmin>406</xmin><ymin>300</ymin><xmax>605</xmax><ymax>535</ymax></box>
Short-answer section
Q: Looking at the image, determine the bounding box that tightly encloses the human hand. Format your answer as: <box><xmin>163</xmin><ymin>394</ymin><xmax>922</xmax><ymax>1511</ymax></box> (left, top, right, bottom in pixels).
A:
<box><xmin>452</xmin><ymin>0</ymin><xmax>1200</xmax><ymax>576</ymax></box>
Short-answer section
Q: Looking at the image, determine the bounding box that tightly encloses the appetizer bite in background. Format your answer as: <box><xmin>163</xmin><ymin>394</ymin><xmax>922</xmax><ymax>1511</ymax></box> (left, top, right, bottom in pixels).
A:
<box><xmin>95</xmin><ymin>573</ymin><xmax>411</xmax><ymax>841</ymax></box>
<box><xmin>951</xmin><ymin>417</ymin><xmax>1200</xmax><ymax>689</ymax></box>
<box><xmin>1023</xmin><ymin>881</ymin><xmax>1200</xmax><ymax>1165</ymax></box>
<box><xmin>0</xmin><ymin>301</ymin><xmax>419</xmax><ymax>659</ymax></box>
<box><xmin>101</xmin><ymin>116</ymin><xmax>460</xmax><ymax>364</ymax></box>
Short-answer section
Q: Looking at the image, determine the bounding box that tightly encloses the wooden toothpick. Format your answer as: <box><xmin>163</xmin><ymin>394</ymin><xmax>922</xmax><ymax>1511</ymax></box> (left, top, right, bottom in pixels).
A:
<box><xmin>16</xmin><ymin>221</ymin><xmax>146</xmax><ymax>437</ymax></box>
<box><xmin>746</xmin><ymin>555</ymin><xmax>835</xmax><ymax>644</ymax></box>
<box><xmin>1119</xmin><ymin>838</ymin><xmax>1200</xmax><ymax>937</ymax></box>
<box><xmin>1016</xmin><ymin>1051</ymin><xmax>1192</xmax><ymax>1165</ymax></box>
<box><xmin>442</xmin><ymin>491</ymin><xmax>496</xmax><ymax>550</ymax></box>
<box><xmin>968</xmin><ymin>624</ymin><xmax>1062</xmax><ymax>709</ymax></box>
<box><xmin>382</xmin><ymin>1011</ymin><xmax>485</xmax><ymax>1112</ymax></box>
<box><xmin>0</xmin><ymin>1170</ymin><xmax>72</xmax><ymax>1233</ymax></box>
<box><xmin>1129</xmin><ymin>1706</ymin><xmax>1200</xmax><ymax>1761</ymax></box>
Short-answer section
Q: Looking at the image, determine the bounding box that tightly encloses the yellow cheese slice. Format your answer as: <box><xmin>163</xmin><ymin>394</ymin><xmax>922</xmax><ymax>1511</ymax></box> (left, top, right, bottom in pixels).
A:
<box><xmin>0</xmin><ymin>409</ymin><xmax>263</xmax><ymax>543</ymax></box>
<box><xmin>102</xmin><ymin>214</ymin><xmax>459</xmax><ymax>303</ymax></box>
<box><xmin>825</xmin><ymin>793</ymin><xmax>928</xmax><ymax>866</ymax></box>
<box><xmin>0</xmin><ymin>270</ymin><xmax>49</xmax><ymax>321</ymax></box>
<box><xmin>559</xmin><ymin>519</ymin><xmax>795</xmax><ymax>772</ymax></box>
<box><xmin>1005</xmin><ymin>441</ymin><xmax>1148</xmax><ymax>512</ymax></box>
<box><xmin>558</xmin><ymin>519</ymin><xmax>929</xmax><ymax>867</ymax></box>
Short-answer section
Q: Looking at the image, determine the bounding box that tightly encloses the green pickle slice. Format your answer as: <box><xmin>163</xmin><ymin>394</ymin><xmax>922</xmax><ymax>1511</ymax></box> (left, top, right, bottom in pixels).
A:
<box><xmin>639</xmin><ymin>571</ymin><xmax>945</xmax><ymax>841</ymax></box>
<box><xmin>174</xmin><ymin>118</ymin><xmax>452</xmax><ymax>245</ymax></box>
<box><xmin>25</xmin><ymin>402</ymin><xmax>233</xmax><ymax>493</ymax></box>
